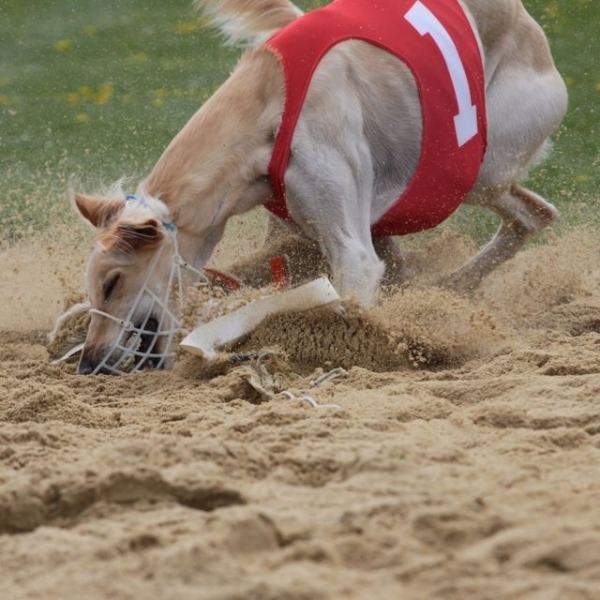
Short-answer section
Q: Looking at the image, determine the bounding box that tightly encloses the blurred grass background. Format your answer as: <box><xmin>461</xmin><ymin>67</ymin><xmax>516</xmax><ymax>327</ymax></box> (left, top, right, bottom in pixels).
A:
<box><xmin>0</xmin><ymin>0</ymin><xmax>598</xmax><ymax>241</ymax></box>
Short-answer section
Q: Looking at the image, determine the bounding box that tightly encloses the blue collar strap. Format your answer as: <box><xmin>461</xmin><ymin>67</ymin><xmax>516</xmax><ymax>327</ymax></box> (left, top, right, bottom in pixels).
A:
<box><xmin>126</xmin><ymin>194</ymin><xmax>176</xmax><ymax>232</ymax></box>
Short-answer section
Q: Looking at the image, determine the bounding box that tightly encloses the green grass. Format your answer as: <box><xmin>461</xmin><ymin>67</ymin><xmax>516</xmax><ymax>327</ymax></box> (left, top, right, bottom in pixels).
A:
<box><xmin>513</xmin><ymin>0</ymin><xmax>599</xmax><ymax>230</ymax></box>
<box><xmin>1</xmin><ymin>0</ymin><xmax>598</xmax><ymax>240</ymax></box>
<box><xmin>0</xmin><ymin>0</ymin><xmax>239</xmax><ymax>235</ymax></box>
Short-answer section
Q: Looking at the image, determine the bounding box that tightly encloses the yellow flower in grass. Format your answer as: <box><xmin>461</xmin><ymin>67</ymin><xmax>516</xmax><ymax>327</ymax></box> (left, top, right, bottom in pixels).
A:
<box><xmin>174</xmin><ymin>16</ymin><xmax>211</xmax><ymax>35</ymax></box>
<box><xmin>544</xmin><ymin>2</ymin><xmax>561</xmax><ymax>20</ymax></box>
<box><xmin>55</xmin><ymin>39</ymin><xmax>73</xmax><ymax>52</ymax></box>
<box><xmin>95</xmin><ymin>82</ymin><xmax>114</xmax><ymax>105</ymax></box>
<box><xmin>78</xmin><ymin>85</ymin><xmax>94</xmax><ymax>101</ymax></box>
<box><xmin>75</xmin><ymin>113</ymin><xmax>89</xmax><ymax>123</ymax></box>
<box><xmin>594</xmin><ymin>82</ymin><xmax>600</xmax><ymax>92</ymax></box>
<box><xmin>67</xmin><ymin>92</ymin><xmax>80</xmax><ymax>106</ymax></box>
<box><xmin>131</xmin><ymin>52</ymin><xmax>148</xmax><ymax>63</ymax></box>
<box><xmin>153</xmin><ymin>88</ymin><xmax>167</xmax><ymax>106</ymax></box>
<box><xmin>68</xmin><ymin>83</ymin><xmax>114</xmax><ymax>106</ymax></box>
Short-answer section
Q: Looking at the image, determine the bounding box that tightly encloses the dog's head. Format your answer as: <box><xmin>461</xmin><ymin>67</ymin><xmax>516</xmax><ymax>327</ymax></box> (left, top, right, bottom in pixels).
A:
<box><xmin>73</xmin><ymin>192</ymin><xmax>181</xmax><ymax>375</ymax></box>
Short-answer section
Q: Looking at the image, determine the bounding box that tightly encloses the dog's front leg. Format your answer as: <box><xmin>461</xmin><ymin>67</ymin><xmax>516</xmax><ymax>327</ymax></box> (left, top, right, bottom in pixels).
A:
<box><xmin>286</xmin><ymin>170</ymin><xmax>384</xmax><ymax>305</ymax></box>
<box><xmin>325</xmin><ymin>233</ymin><xmax>385</xmax><ymax>305</ymax></box>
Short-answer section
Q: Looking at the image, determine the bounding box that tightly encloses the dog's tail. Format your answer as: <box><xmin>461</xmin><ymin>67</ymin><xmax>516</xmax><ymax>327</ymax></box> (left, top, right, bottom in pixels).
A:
<box><xmin>195</xmin><ymin>0</ymin><xmax>302</xmax><ymax>45</ymax></box>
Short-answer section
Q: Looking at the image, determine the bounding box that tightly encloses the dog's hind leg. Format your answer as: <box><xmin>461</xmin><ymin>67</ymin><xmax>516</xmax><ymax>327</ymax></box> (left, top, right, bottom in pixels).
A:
<box><xmin>445</xmin><ymin>183</ymin><xmax>558</xmax><ymax>291</ymax></box>
<box><xmin>444</xmin><ymin>6</ymin><xmax>568</xmax><ymax>292</ymax></box>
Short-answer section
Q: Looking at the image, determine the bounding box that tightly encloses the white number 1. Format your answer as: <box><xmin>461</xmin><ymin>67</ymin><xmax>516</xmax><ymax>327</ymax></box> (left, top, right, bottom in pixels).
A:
<box><xmin>405</xmin><ymin>1</ymin><xmax>479</xmax><ymax>147</ymax></box>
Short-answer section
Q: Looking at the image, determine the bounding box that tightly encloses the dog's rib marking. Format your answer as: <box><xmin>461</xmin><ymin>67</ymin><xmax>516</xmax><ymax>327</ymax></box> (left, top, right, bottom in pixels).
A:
<box><xmin>405</xmin><ymin>1</ymin><xmax>478</xmax><ymax>147</ymax></box>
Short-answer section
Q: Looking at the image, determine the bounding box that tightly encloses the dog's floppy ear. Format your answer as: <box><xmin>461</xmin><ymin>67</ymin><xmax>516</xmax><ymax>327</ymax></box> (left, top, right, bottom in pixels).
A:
<box><xmin>73</xmin><ymin>193</ymin><xmax>125</xmax><ymax>229</ymax></box>
<box><xmin>98</xmin><ymin>219</ymin><xmax>164</xmax><ymax>254</ymax></box>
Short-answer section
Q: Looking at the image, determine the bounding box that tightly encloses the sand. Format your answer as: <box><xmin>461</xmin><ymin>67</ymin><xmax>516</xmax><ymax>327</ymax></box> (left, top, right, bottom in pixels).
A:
<box><xmin>1</xmin><ymin>216</ymin><xmax>600</xmax><ymax>600</ymax></box>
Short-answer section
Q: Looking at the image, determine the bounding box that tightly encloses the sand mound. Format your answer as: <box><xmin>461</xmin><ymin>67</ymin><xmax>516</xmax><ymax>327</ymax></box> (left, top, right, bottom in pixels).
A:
<box><xmin>477</xmin><ymin>228</ymin><xmax>600</xmax><ymax>325</ymax></box>
<box><xmin>172</xmin><ymin>232</ymin><xmax>509</xmax><ymax>376</ymax></box>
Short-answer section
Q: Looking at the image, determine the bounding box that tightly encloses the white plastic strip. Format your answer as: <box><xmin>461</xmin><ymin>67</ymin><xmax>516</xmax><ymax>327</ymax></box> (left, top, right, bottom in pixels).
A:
<box><xmin>179</xmin><ymin>277</ymin><xmax>340</xmax><ymax>360</ymax></box>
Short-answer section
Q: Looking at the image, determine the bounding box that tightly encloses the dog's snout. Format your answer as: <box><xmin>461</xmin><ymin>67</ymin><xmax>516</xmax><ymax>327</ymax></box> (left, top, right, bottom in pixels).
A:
<box><xmin>78</xmin><ymin>346</ymin><xmax>109</xmax><ymax>375</ymax></box>
<box><xmin>78</xmin><ymin>359</ymin><xmax>96</xmax><ymax>375</ymax></box>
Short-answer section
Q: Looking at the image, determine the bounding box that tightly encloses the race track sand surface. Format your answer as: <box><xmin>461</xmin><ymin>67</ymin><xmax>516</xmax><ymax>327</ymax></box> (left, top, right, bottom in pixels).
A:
<box><xmin>1</xmin><ymin>220</ymin><xmax>600</xmax><ymax>599</ymax></box>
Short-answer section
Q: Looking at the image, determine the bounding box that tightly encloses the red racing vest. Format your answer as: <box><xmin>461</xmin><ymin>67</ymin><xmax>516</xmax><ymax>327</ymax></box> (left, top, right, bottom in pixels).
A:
<box><xmin>264</xmin><ymin>0</ymin><xmax>487</xmax><ymax>236</ymax></box>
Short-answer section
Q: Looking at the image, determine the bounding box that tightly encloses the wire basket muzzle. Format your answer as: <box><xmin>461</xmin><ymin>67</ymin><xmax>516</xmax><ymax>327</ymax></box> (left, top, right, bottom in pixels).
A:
<box><xmin>85</xmin><ymin>236</ymin><xmax>203</xmax><ymax>375</ymax></box>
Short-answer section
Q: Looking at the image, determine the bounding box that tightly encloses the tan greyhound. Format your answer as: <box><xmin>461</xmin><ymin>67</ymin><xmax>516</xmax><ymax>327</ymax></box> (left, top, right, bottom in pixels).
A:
<box><xmin>73</xmin><ymin>0</ymin><xmax>567</xmax><ymax>374</ymax></box>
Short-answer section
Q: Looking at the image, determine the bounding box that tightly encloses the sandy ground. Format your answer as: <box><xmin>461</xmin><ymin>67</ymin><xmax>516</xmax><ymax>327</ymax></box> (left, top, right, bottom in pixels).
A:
<box><xmin>1</xmin><ymin>216</ymin><xmax>600</xmax><ymax>600</ymax></box>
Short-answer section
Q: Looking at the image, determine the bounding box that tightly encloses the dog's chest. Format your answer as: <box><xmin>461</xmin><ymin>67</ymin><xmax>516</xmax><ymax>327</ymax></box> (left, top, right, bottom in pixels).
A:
<box><xmin>265</xmin><ymin>0</ymin><xmax>487</xmax><ymax>236</ymax></box>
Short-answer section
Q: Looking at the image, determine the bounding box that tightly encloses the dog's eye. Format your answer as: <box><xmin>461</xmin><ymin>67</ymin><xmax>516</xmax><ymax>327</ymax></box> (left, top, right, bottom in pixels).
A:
<box><xmin>103</xmin><ymin>273</ymin><xmax>121</xmax><ymax>302</ymax></box>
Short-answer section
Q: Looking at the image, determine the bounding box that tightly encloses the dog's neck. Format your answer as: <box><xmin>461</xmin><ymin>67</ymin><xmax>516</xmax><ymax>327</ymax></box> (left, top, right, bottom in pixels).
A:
<box><xmin>141</xmin><ymin>47</ymin><xmax>283</xmax><ymax>267</ymax></box>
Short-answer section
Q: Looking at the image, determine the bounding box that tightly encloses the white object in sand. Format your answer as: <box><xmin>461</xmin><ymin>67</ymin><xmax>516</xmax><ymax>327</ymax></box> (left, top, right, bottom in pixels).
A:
<box><xmin>180</xmin><ymin>276</ymin><xmax>340</xmax><ymax>360</ymax></box>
